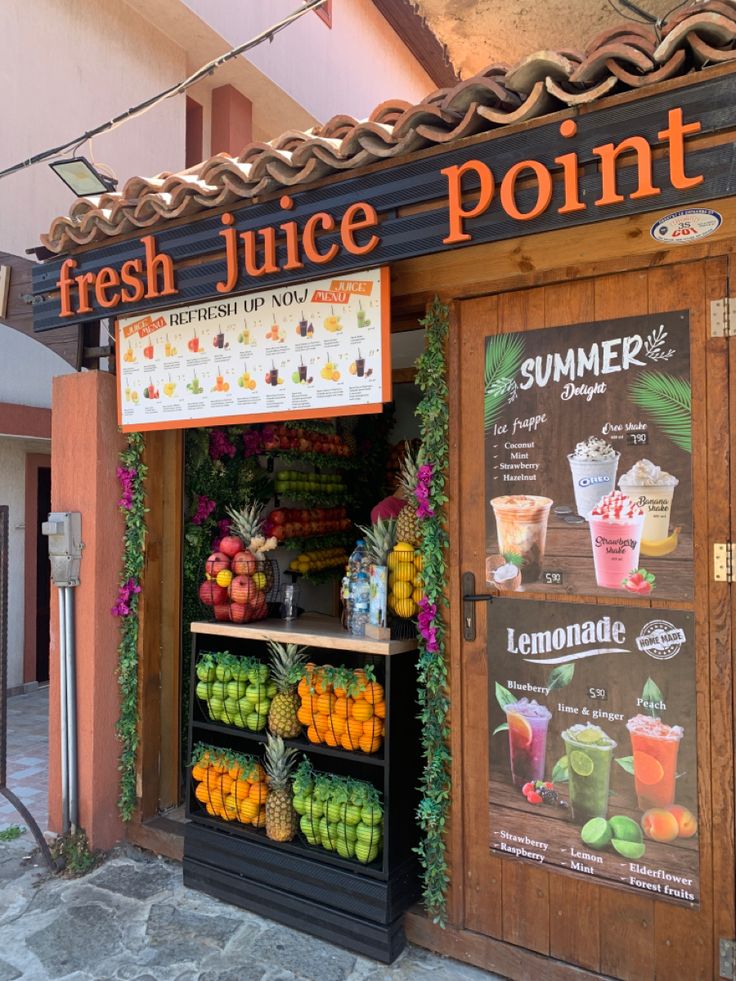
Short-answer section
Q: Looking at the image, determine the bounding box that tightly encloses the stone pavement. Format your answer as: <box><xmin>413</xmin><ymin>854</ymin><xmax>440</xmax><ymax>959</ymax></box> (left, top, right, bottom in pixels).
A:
<box><xmin>0</xmin><ymin>836</ymin><xmax>506</xmax><ymax>981</ymax></box>
<box><xmin>0</xmin><ymin>687</ymin><xmax>49</xmax><ymax>832</ymax></box>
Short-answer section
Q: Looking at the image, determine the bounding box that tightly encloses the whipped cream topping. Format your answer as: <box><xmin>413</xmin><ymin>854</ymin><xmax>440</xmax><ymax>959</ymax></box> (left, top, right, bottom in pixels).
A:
<box><xmin>590</xmin><ymin>490</ymin><xmax>644</xmax><ymax>522</ymax></box>
<box><xmin>571</xmin><ymin>436</ymin><xmax>617</xmax><ymax>461</ymax></box>
<box><xmin>619</xmin><ymin>458</ymin><xmax>679</xmax><ymax>487</ymax></box>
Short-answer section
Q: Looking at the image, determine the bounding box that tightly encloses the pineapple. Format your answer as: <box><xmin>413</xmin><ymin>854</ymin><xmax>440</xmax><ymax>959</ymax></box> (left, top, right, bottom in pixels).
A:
<box><xmin>267</xmin><ymin>641</ymin><xmax>307</xmax><ymax>738</ymax></box>
<box><xmin>227</xmin><ymin>502</ymin><xmax>277</xmax><ymax>559</ymax></box>
<box><xmin>395</xmin><ymin>445</ymin><xmax>421</xmax><ymax>548</ymax></box>
<box><xmin>264</xmin><ymin>734</ymin><xmax>299</xmax><ymax>841</ymax></box>
<box><xmin>358</xmin><ymin>517</ymin><xmax>396</xmax><ymax>567</ymax></box>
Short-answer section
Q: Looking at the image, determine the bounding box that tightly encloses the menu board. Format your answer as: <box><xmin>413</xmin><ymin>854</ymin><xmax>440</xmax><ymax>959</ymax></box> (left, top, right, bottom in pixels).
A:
<box><xmin>117</xmin><ymin>268</ymin><xmax>390</xmax><ymax>432</ymax></box>
<box><xmin>484</xmin><ymin>312</ymin><xmax>692</xmax><ymax>601</ymax></box>
<box><xmin>488</xmin><ymin>598</ymin><xmax>699</xmax><ymax>907</ymax></box>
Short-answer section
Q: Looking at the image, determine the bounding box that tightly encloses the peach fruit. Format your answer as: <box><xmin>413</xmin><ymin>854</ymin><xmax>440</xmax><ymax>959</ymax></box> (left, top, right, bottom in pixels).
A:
<box><xmin>641</xmin><ymin>808</ymin><xmax>680</xmax><ymax>843</ymax></box>
<box><xmin>665</xmin><ymin>804</ymin><xmax>698</xmax><ymax>838</ymax></box>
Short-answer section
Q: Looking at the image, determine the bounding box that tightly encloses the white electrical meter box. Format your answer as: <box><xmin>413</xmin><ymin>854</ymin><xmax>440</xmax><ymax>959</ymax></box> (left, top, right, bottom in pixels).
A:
<box><xmin>42</xmin><ymin>511</ymin><xmax>83</xmax><ymax>586</ymax></box>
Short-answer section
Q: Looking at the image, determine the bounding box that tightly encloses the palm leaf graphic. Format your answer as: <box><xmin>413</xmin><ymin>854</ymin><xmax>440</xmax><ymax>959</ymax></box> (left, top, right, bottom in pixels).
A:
<box><xmin>484</xmin><ymin>333</ymin><xmax>525</xmax><ymax>431</ymax></box>
<box><xmin>629</xmin><ymin>371</ymin><xmax>691</xmax><ymax>453</ymax></box>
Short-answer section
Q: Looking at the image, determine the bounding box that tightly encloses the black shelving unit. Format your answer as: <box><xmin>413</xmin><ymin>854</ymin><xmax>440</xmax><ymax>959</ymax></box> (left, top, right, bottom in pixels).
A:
<box><xmin>183</xmin><ymin>616</ymin><xmax>421</xmax><ymax>963</ymax></box>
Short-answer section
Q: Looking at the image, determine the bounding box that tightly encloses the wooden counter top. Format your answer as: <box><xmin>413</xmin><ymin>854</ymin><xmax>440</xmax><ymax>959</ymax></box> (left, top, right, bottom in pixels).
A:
<box><xmin>190</xmin><ymin>614</ymin><xmax>417</xmax><ymax>655</ymax></box>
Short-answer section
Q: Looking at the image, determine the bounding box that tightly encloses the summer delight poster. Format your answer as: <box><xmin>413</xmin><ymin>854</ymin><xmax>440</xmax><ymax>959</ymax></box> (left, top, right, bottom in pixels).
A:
<box><xmin>488</xmin><ymin>599</ymin><xmax>700</xmax><ymax>907</ymax></box>
<box><xmin>484</xmin><ymin>312</ymin><xmax>692</xmax><ymax>601</ymax></box>
<box><xmin>116</xmin><ymin>267</ymin><xmax>390</xmax><ymax>432</ymax></box>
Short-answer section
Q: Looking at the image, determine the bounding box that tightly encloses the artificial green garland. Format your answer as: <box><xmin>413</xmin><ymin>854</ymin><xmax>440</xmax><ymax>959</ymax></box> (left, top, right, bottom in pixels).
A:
<box><xmin>113</xmin><ymin>432</ymin><xmax>147</xmax><ymax>820</ymax></box>
<box><xmin>414</xmin><ymin>298</ymin><xmax>451</xmax><ymax>924</ymax></box>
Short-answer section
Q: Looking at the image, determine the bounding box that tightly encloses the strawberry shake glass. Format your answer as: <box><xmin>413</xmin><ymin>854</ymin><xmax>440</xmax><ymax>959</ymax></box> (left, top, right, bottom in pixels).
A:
<box><xmin>589</xmin><ymin>491</ymin><xmax>645</xmax><ymax>589</ymax></box>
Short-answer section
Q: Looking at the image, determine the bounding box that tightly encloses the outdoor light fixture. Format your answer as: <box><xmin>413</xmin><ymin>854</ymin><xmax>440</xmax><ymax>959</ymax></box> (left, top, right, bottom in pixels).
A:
<box><xmin>49</xmin><ymin>156</ymin><xmax>118</xmax><ymax>196</ymax></box>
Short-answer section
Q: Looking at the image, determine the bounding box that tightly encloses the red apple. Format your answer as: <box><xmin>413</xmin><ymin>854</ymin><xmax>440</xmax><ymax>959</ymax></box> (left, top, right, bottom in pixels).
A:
<box><xmin>214</xmin><ymin>603</ymin><xmax>231</xmax><ymax>621</ymax></box>
<box><xmin>199</xmin><ymin>580</ymin><xmax>227</xmax><ymax>606</ymax></box>
<box><xmin>229</xmin><ymin>574</ymin><xmax>257</xmax><ymax>605</ymax></box>
<box><xmin>219</xmin><ymin>534</ymin><xmax>245</xmax><ymax>558</ymax></box>
<box><xmin>270</xmin><ymin>510</ymin><xmax>286</xmax><ymax>525</ymax></box>
<box><xmin>205</xmin><ymin>552</ymin><xmax>230</xmax><ymax>576</ymax></box>
<box><xmin>232</xmin><ymin>550</ymin><xmax>257</xmax><ymax>576</ymax></box>
<box><xmin>229</xmin><ymin>602</ymin><xmax>250</xmax><ymax>623</ymax></box>
<box><xmin>272</xmin><ymin>526</ymin><xmax>285</xmax><ymax>541</ymax></box>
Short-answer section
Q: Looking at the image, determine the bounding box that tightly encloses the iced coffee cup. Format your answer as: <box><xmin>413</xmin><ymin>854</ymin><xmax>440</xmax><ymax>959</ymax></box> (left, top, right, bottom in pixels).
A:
<box><xmin>589</xmin><ymin>490</ymin><xmax>645</xmax><ymax>589</ymax></box>
<box><xmin>568</xmin><ymin>436</ymin><xmax>619</xmax><ymax>519</ymax></box>
<box><xmin>619</xmin><ymin>459</ymin><xmax>679</xmax><ymax>543</ymax></box>
<box><xmin>490</xmin><ymin>495</ymin><xmax>553</xmax><ymax>583</ymax></box>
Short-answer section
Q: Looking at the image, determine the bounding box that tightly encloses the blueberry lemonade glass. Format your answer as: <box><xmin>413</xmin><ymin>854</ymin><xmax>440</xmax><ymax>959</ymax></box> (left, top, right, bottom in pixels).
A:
<box><xmin>503</xmin><ymin>698</ymin><xmax>552</xmax><ymax>787</ymax></box>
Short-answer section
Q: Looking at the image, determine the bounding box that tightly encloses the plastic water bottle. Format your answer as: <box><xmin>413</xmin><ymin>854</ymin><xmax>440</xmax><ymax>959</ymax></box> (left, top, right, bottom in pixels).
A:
<box><xmin>350</xmin><ymin>570</ymin><xmax>370</xmax><ymax>637</ymax></box>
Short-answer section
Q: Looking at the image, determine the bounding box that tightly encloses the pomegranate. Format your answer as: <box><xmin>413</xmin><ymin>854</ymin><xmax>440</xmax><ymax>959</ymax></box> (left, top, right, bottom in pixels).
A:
<box><xmin>219</xmin><ymin>534</ymin><xmax>245</xmax><ymax>558</ymax></box>
<box><xmin>231</xmin><ymin>550</ymin><xmax>257</xmax><ymax>576</ymax></box>
<box><xmin>199</xmin><ymin>580</ymin><xmax>228</xmax><ymax>606</ymax></box>
<box><xmin>205</xmin><ymin>551</ymin><xmax>230</xmax><ymax>577</ymax></box>
<box><xmin>229</xmin><ymin>574</ymin><xmax>257</xmax><ymax>605</ymax></box>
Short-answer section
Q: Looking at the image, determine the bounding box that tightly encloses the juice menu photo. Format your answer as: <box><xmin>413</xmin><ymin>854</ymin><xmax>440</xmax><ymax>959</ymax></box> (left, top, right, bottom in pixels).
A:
<box><xmin>484</xmin><ymin>312</ymin><xmax>692</xmax><ymax>601</ymax></box>
<box><xmin>488</xmin><ymin>599</ymin><xmax>699</xmax><ymax>907</ymax></box>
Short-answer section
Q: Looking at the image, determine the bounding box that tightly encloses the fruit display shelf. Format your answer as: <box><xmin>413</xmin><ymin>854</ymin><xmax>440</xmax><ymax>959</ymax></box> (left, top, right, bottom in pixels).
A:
<box><xmin>185</xmin><ymin>616</ymin><xmax>420</xmax><ymax>963</ymax></box>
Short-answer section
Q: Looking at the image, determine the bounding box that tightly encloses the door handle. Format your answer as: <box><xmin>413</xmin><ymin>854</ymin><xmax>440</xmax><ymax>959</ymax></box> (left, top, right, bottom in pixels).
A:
<box><xmin>462</xmin><ymin>572</ymin><xmax>494</xmax><ymax>642</ymax></box>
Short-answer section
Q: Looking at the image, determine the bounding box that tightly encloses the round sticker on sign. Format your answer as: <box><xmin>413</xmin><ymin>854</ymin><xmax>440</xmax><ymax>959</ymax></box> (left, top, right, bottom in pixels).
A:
<box><xmin>650</xmin><ymin>208</ymin><xmax>722</xmax><ymax>244</ymax></box>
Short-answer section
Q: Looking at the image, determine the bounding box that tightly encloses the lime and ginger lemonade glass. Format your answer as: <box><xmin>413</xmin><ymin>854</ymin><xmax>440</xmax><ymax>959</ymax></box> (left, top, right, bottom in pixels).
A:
<box><xmin>490</xmin><ymin>495</ymin><xmax>553</xmax><ymax>583</ymax></box>
<box><xmin>618</xmin><ymin>459</ymin><xmax>679</xmax><ymax>543</ymax></box>
<box><xmin>561</xmin><ymin>723</ymin><xmax>617</xmax><ymax>823</ymax></box>
<box><xmin>567</xmin><ymin>436</ymin><xmax>620</xmax><ymax>519</ymax></box>
<box><xmin>503</xmin><ymin>698</ymin><xmax>552</xmax><ymax>787</ymax></box>
<box><xmin>589</xmin><ymin>490</ymin><xmax>645</xmax><ymax>589</ymax></box>
<box><xmin>626</xmin><ymin>714</ymin><xmax>683</xmax><ymax>809</ymax></box>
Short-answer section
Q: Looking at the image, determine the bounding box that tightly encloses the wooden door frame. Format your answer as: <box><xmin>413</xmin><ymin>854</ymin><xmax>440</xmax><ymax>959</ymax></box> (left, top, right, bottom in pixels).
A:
<box><xmin>23</xmin><ymin>452</ymin><xmax>51</xmax><ymax>685</ymax></box>
<box><xmin>404</xmin><ymin>237</ymin><xmax>734</xmax><ymax>978</ymax></box>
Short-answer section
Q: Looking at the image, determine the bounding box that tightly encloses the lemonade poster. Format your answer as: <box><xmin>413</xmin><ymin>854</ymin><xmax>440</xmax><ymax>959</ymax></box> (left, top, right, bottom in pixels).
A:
<box><xmin>483</xmin><ymin>312</ymin><xmax>692</xmax><ymax>601</ymax></box>
<box><xmin>117</xmin><ymin>267</ymin><xmax>390</xmax><ymax>432</ymax></box>
<box><xmin>488</xmin><ymin>598</ymin><xmax>700</xmax><ymax>907</ymax></box>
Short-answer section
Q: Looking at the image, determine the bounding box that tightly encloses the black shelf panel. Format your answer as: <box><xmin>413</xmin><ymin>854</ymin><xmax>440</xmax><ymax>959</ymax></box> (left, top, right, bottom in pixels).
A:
<box><xmin>191</xmin><ymin>718</ymin><xmax>385</xmax><ymax>767</ymax></box>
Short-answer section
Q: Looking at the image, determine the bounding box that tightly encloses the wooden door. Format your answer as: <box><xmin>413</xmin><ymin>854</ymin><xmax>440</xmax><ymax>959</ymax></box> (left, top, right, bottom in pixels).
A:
<box><xmin>452</xmin><ymin>258</ymin><xmax>734</xmax><ymax>979</ymax></box>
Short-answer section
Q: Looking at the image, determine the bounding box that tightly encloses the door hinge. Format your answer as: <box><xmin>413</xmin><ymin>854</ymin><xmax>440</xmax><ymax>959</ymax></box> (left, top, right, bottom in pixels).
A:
<box><xmin>720</xmin><ymin>938</ymin><xmax>735</xmax><ymax>979</ymax></box>
<box><xmin>714</xmin><ymin>543</ymin><xmax>735</xmax><ymax>582</ymax></box>
<box><xmin>710</xmin><ymin>297</ymin><xmax>735</xmax><ymax>338</ymax></box>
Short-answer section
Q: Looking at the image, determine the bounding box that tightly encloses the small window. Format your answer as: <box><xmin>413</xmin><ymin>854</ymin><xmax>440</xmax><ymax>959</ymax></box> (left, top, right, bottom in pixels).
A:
<box><xmin>314</xmin><ymin>0</ymin><xmax>332</xmax><ymax>27</ymax></box>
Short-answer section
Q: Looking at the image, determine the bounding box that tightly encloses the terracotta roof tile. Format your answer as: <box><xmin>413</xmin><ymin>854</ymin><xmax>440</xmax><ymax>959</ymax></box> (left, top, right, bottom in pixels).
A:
<box><xmin>41</xmin><ymin>0</ymin><xmax>736</xmax><ymax>255</ymax></box>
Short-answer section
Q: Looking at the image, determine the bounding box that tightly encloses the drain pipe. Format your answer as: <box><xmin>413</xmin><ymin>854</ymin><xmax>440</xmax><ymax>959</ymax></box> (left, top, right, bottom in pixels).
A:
<box><xmin>42</xmin><ymin>513</ymin><xmax>83</xmax><ymax>834</ymax></box>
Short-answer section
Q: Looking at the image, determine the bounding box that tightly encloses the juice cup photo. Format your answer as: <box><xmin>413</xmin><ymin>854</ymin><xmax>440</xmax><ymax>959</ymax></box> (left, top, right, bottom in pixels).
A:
<box><xmin>588</xmin><ymin>491</ymin><xmax>645</xmax><ymax>589</ymax></box>
<box><xmin>503</xmin><ymin>698</ymin><xmax>551</xmax><ymax>787</ymax></box>
<box><xmin>626</xmin><ymin>714</ymin><xmax>683</xmax><ymax>809</ymax></box>
<box><xmin>269</xmin><ymin>368</ymin><xmax>279</xmax><ymax>386</ymax></box>
<box><xmin>298</xmin><ymin>364</ymin><xmax>307</xmax><ymax>382</ymax></box>
<box><xmin>490</xmin><ymin>495</ymin><xmax>553</xmax><ymax>583</ymax></box>
<box><xmin>356</xmin><ymin>357</ymin><xmax>365</xmax><ymax>377</ymax></box>
<box><xmin>568</xmin><ymin>452</ymin><xmax>620</xmax><ymax>519</ymax></box>
<box><xmin>561</xmin><ymin>723</ymin><xmax>617</xmax><ymax>823</ymax></box>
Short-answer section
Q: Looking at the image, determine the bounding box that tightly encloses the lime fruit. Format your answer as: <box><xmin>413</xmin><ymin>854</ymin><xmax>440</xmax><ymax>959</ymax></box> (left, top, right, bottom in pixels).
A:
<box><xmin>611</xmin><ymin>838</ymin><xmax>646</xmax><ymax>860</ymax></box>
<box><xmin>574</xmin><ymin>726</ymin><xmax>605</xmax><ymax>745</ymax></box>
<box><xmin>580</xmin><ymin>817</ymin><xmax>612</xmax><ymax>850</ymax></box>
<box><xmin>609</xmin><ymin>815</ymin><xmax>643</xmax><ymax>843</ymax></box>
<box><xmin>569</xmin><ymin>750</ymin><xmax>594</xmax><ymax>777</ymax></box>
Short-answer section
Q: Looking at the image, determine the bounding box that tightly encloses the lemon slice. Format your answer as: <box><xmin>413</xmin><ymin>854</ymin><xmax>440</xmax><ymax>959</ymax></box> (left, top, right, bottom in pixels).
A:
<box><xmin>569</xmin><ymin>750</ymin><xmax>594</xmax><ymax>777</ymax></box>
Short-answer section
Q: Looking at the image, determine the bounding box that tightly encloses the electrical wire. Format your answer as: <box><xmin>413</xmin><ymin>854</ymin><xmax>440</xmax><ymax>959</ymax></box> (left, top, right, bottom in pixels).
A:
<box><xmin>0</xmin><ymin>0</ymin><xmax>327</xmax><ymax>184</ymax></box>
<box><xmin>606</xmin><ymin>0</ymin><xmax>657</xmax><ymax>23</ymax></box>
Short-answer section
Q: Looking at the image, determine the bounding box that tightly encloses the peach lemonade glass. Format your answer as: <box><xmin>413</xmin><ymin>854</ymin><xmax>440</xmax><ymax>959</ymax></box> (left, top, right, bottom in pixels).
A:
<box><xmin>626</xmin><ymin>714</ymin><xmax>683</xmax><ymax>809</ymax></box>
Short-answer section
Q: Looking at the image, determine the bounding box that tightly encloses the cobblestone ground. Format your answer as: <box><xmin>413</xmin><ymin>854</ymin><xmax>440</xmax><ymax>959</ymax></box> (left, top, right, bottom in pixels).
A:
<box><xmin>0</xmin><ymin>836</ymin><xmax>505</xmax><ymax>981</ymax></box>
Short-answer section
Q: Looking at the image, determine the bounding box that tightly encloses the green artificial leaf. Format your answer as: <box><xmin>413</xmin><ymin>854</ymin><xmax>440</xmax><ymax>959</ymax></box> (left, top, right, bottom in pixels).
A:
<box><xmin>484</xmin><ymin>333</ymin><xmax>525</xmax><ymax>432</ymax></box>
<box><xmin>616</xmin><ymin>756</ymin><xmax>635</xmax><ymax>774</ymax></box>
<box><xmin>492</xmin><ymin>723</ymin><xmax>509</xmax><ymax>736</ymax></box>
<box><xmin>495</xmin><ymin>682</ymin><xmax>516</xmax><ymax>710</ymax></box>
<box><xmin>641</xmin><ymin>677</ymin><xmax>664</xmax><ymax>717</ymax></box>
<box><xmin>551</xmin><ymin>756</ymin><xmax>569</xmax><ymax>783</ymax></box>
<box><xmin>629</xmin><ymin>371</ymin><xmax>691</xmax><ymax>453</ymax></box>
<box><xmin>547</xmin><ymin>663</ymin><xmax>575</xmax><ymax>691</ymax></box>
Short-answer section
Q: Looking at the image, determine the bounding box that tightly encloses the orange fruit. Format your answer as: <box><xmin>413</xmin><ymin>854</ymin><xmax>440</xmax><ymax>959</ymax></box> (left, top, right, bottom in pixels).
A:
<box><xmin>324</xmin><ymin>730</ymin><xmax>339</xmax><ymax>747</ymax></box>
<box><xmin>297</xmin><ymin>679</ymin><xmax>311</xmax><ymax>699</ymax></box>
<box><xmin>245</xmin><ymin>763</ymin><xmax>266</xmax><ymax>784</ymax></box>
<box><xmin>297</xmin><ymin>705</ymin><xmax>313</xmax><ymax>726</ymax></box>
<box><xmin>314</xmin><ymin>712</ymin><xmax>330</xmax><ymax>735</ymax></box>
<box><xmin>506</xmin><ymin>712</ymin><xmax>533</xmax><ymax>749</ymax></box>
<box><xmin>253</xmin><ymin>807</ymin><xmax>267</xmax><ymax>828</ymax></box>
<box><xmin>205</xmin><ymin>803</ymin><xmax>216</xmax><ymax>816</ymax></box>
<box><xmin>307</xmin><ymin>694</ymin><xmax>321</xmax><ymax>714</ymax></box>
<box><xmin>317</xmin><ymin>693</ymin><xmax>336</xmax><ymax>715</ymax></box>
<box><xmin>363</xmin><ymin>682</ymin><xmax>384</xmax><ymax>704</ymax></box>
<box><xmin>191</xmin><ymin>764</ymin><xmax>208</xmax><ymax>783</ymax></box>
<box><xmin>195</xmin><ymin>782</ymin><xmax>210</xmax><ymax>804</ymax></box>
<box><xmin>333</xmin><ymin>697</ymin><xmax>352</xmax><ymax>718</ymax></box>
<box><xmin>231</xmin><ymin>779</ymin><xmax>251</xmax><ymax>803</ymax></box>
<box><xmin>359</xmin><ymin>735</ymin><xmax>382</xmax><ymax>754</ymax></box>
<box><xmin>223</xmin><ymin>795</ymin><xmax>238</xmax><ymax>820</ymax></box>
<box><xmin>237</xmin><ymin>798</ymin><xmax>259</xmax><ymax>822</ymax></box>
<box><xmin>333</xmin><ymin>684</ymin><xmax>347</xmax><ymax>699</ymax></box>
<box><xmin>351</xmin><ymin>700</ymin><xmax>374</xmax><ymax>722</ymax></box>
<box><xmin>228</xmin><ymin>763</ymin><xmax>244</xmax><ymax>780</ymax></box>
<box><xmin>346</xmin><ymin>718</ymin><xmax>364</xmax><ymax>743</ymax></box>
<box><xmin>340</xmin><ymin>732</ymin><xmax>355</xmax><ymax>752</ymax></box>
<box><xmin>328</xmin><ymin>714</ymin><xmax>346</xmax><ymax>736</ymax></box>
<box><xmin>374</xmin><ymin>700</ymin><xmax>386</xmax><ymax>719</ymax></box>
<box><xmin>249</xmin><ymin>782</ymin><xmax>268</xmax><ymax>804</ymax></box>
<box><xmin>363</xmin><ymin>717</ymin><xmax>383</xmax><ymax>740</ymax></box>
<box><xmin>306</xmin><ymin>725</ymin><xmax>321</xmax><ymax>744</ymax></box>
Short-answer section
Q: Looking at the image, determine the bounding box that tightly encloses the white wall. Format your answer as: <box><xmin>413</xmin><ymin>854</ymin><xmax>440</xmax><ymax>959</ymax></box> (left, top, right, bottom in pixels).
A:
<box><xmin>0</xmin><ymin>0</ymin><xmax>187</xmax><ymax>258</ymax></box>
<box><xmin>0</xmin><ymin>436</ymin><xmax>50</xmax><ymax>689</ymax></box>
<box><xmin>0</xmin><ymin>328</ymin><xmax>74</xmax><ymax>409</ymax></box>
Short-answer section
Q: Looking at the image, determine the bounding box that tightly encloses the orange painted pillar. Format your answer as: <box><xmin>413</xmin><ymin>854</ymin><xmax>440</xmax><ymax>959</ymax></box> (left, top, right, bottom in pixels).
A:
<box><xmin>49</xmin><ymin>370</ymin><xmax>126</xmax><ymax>849</ymax></box>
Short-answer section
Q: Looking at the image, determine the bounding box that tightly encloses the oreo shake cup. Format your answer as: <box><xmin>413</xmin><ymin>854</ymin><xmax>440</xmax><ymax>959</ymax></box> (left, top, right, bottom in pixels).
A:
<box><xmin>568</xmin><ymin>436</ymin><xmax>620</xmax><ymax>519</ymax></box>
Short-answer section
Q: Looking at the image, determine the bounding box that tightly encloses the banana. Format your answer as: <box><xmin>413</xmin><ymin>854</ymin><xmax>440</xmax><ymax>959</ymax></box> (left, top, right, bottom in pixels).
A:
<box><xmin>640</xmin><ymin>526</ymin><xmax>681</xmax><ymax>557</ymax></box>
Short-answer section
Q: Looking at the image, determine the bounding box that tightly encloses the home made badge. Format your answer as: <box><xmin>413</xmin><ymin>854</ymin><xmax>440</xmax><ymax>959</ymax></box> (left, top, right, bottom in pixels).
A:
<box><xmin>488</xmin><ymin>598</ymin><xmax>699</xmax><ymax>908</ymax></box>
<box><xmin>484</xmin><ymin>312</ymin><xmax>692</xmax><ymax>601</ymax></box>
